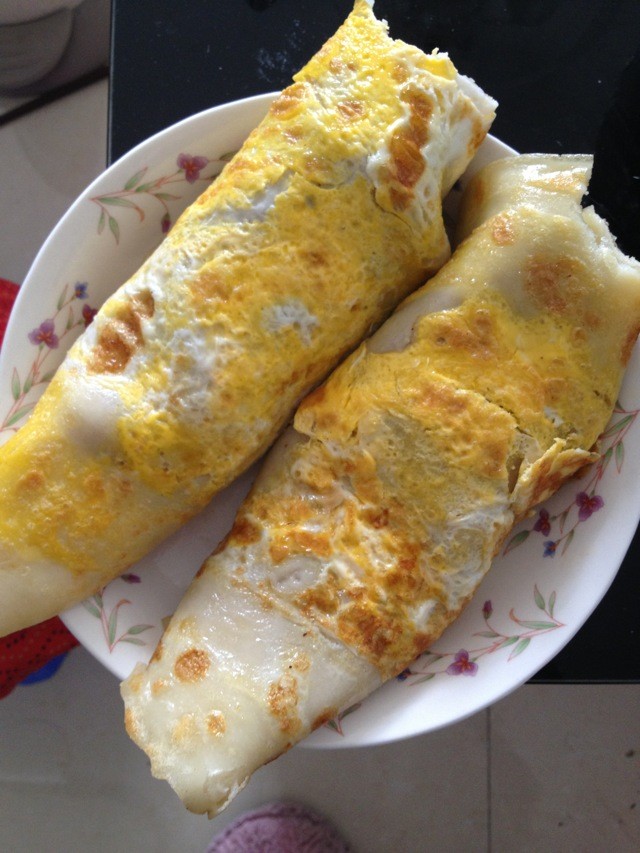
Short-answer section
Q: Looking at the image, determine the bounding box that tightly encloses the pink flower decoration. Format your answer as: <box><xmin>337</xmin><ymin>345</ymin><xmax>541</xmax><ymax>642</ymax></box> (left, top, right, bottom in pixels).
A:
<box><xmin>482</xmin><ymin>600</ymin><xmax>493</xmax><ymax>620</ymax></box>
<box><xmin>177</xmin><ymin>153</ymin><xmax>209</xmax><ymax>183</ymax></box>
<box><xmin>121</xmin><ymin>573</ymin><xmax>141</xmax><ymax>584</ymax></box>
<box><xmin>82</xmin><ymin>304</ymin><xmax>97</xmax><ymax>327</ymax></box>
<box><xmin>575</xmin><ymin>491</ymin><xmax>604</xmax><ymax>521</ymax></box>
<box><xmin>446</xmin><ymin>649</ymin><xmax>478</xmax><ymax>676</ymax></box>
<box><xmin>161</xmin><ymin>212</ymin><xmax>171</xmax><ymax>233</ymax></box>
<box><xmin>533</xmin><ymin>508</ymin><xmax>551</xmax><ymax>536</ymax></box>
<box><xmin>28</xmin><ymin>319</ymin><xmax>59</xmax><ymax>349</ymax></box>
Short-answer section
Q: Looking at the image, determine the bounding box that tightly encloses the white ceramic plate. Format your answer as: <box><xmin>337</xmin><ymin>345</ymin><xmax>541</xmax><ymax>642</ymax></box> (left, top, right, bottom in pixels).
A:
<box><xmin>1</xmin><ymin>94</ymin><xmax>639</xmax><ymax>748</ymax></box>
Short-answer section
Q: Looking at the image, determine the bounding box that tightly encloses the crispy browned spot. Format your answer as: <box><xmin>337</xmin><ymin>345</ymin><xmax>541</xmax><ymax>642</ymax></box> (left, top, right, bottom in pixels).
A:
<box><xmin>87</xmin><ymin>290</ymin><xmax>155</xmax><ymax>373</ymax></box>
<box><xmin>269</xmin><ymin>528</ymin><xmax>332</xmax><ymax>565</ymax></box>
<box><xmin>525</xmin><ymin>256</ymin><xmax>586</xmax><ymax>316</ymax></box>
<box><xmin>337</xmin><ymin>99</ymin><xmax>364</xmax><ymax>120</ymax></box>
<box><xmin>172</xmin><ymin>714</ymin><xmax>197</xmax><ymax>743</ymax></box>
<box><xmin>389</xmin><ymin>185</ymin><xmax>412</xmax><ymax>212</ymax></box>
<box><xmin>290</xmin><ymin>653</ymin><xmax>311</xmax><ymax>674</ymax></box>
<box><xmin>151</xmin><ymin>679</ymin><xmax>167</xmax><ymax>696</ymax></box>
<box><xmin>150</xmin><ymin>639</ymin><xmax>164</xmax><ymax>664</ymax></box>
<box><xmin>229</xmin><ymin>515</ymin><xmax>262</xmax><ymax>546</ymax></box>
<box><xmin>267</xmin><ymin>674</ymin><xmax>301</xmax><ymax>735</ymax></box>
<box><xmin>302</xmin><ymin>249</ymin><xmax>328</xmax><ymax>268</ymax></box>
<box><xmin>174</xmin><ymin>648</ymin><xmax>210</xmax><ymax>683</ymax></box>
<box><xmin>491</xmin><ymin>213</ymin><xmax>516</xmax><ymax>246</ymax></box>
<box><xmin>83</xmin><ymin>472</ymin><xmax>105</xmax><ymax>498</ymax></box>
<box><xmin>16</xmin><ymin>469</ymin><xmax>46</xmax><ymax>492</ymax></box>
<box><xmin>190</xmin><ymin>271</ymin><xmax>231</xmax><ymax>302</ymax></box>
<box><xmin>124</xmin><ymin>708</ymin><xmax>138</xmax><ymax>738</ymax></box>
<box><xmin>467</xmin><ymin>114</ymin><xmax>488</xmax><ymax>157</ymax></box>
<box><xmin>337</xmin><ymin>600</ymin><xmax>400</xmax><ymax>662</ymax></box>
<box><xmin>389</xmin><ymin>131</ymin><xmax>424</xmax><ymax>189</ymax></box>
<box><xmin>383</xmin><ymin>551</ymin><xmax>426</xmax><ymax>604</ymax></box>
<box><xmin>270</xmin><ymin>82</ymin><xmax>306</xmax><ymax>116</ymax></box>
<box><xmin>295</xmin><ymin>577</ymin><xmax>340</xmax><ymax>616</ymax></box>
<box><xmin>206</xmin><ymin>711</ymin><xmax>227</xmax><ymax>736</ymax></box>
<box><xmin>364</xmin><ymin>507</ymin><xmax>389</xmax><ymax>529</ymax></box>
<box><xmin>301</xmin><ymin>384</ymin><xmax>327</xmax><ymax>410</ymax></box>
<box><xmin>385</xmin><ymin>87</ymin><xmax>433</xmax><ymax>202</ymax></box>
<box><xmin>391</xmin><ymin>61</ymin><xmax>409</xmax><ymax>83</ymax></box>
<box><xmin>222</xmin><ymin>156</ymin><xmax>252</xmax><ymax>178</ymax></box>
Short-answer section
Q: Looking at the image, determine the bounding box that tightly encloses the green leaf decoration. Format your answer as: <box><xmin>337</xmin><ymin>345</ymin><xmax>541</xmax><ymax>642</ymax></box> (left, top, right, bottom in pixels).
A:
<box><xmin>100</xmin><ymin>196</ymin><xmax>139</xmax><ymax>208</ymax></box>
<box><xmin>11</xmin><ymin>368</ymin><xmax>20</xmax><ymax>401</ymax></box>
<box><xmin>153</xmin><ymin>192</ymin><xmax>180</xmax><ymax>201</ymax></box>
<box><xmin>504</xmin><ymin>529</ymin><xmax>529</xmax><ymax>554</ymax></box>
<box><xmin>615</xmin><ymin>441</ymin><xmax>625</xmax><ymax>473</ymax></box>
<box><xmin>98</xmin><ymin>208</ymin><xmax>106</xmax><ymax>234</ymax></box>
<box><xmin>509</xmin><ymin>637</ymin><xmax>531</xmax><ymax>660</ymax></box>
<box><xmin>105</xmin><ymin>197</ymin><xmax>144</xmax><ymax>222</ymax></box>
<box><xmin>549</xmin><ymin>590</ymin><xmax>556</xmax><ymax>619</ymax></box>
<box><xmin>534</xmin><ymin>585</ymin><xmax>545</xmax><ymax>611</ymax></box>
<box><xmin>40</xmin><ymin>370</ymin><xmax>57</xmax><ymax>383</ymax></box>
<box><xmin>501</xmin><ymin>636</ymin><xmax>519</xmax><ymax>648</ymax></box>
<box><xmin>601</xmin><ymin>414</ymin><xmax>633</xmax><ymax>439</ymax></box>
<box><xmin>561</xmin><ymin>528</ymin><xmax>575</xmax><ymax>555</ymax></box>
<box><xmin>218</xmin><ymin>150</ymin><xmax>237</xmax><ymax>162</ymax></box>
<box><xmin>135</xmin><ymin>181</ymin><xmax>157</xmax><ymax>193</ymax></box>
<box><xmin>23</xmin><ymin>373</ymin><xmax>33</xmax><ymax>395</ymax></box>
<box><xmin>125</xmin><ymin>623</ymin><xmax>154</xmax><ymax>635</ymax></box>
<box><xmin>515</xmin><ymin>620</ymin><xmax>559</xmax><ymax>630</ymax></box>
<box><xmin>558</xmin><ymin>508</ymin><xmax>570</xmax><ymax>533</ymax></box>
<box><xmin>4</xmin><ymin>404</ymin><xmax>35</xmax><ymax>428</ymax></box>
<box><xmin>82</xmin><ymin>599</ymin><xmax>102</xmax><ymax>619</ymax></box>
<box><xmin>120</xmin><ymin>637</ymin><xmax>147</xmax><ymax>646</ymax></box>
<box><xmin>94</xmin><ymin>591</ymin><xmax>104</xmax><ymax>609</ymax></box>
<box><xmin>108</xmin><ymin>215</ymin><xmax>120</xmax><ymax>243</ymax></box>
<box><xmin>56</xmin><ymin>283</ymin><xmax>69</xmax><ymax>310</ymax></box>
<box><xmin>475</xmin><ymin>630</ymin><xmax>499</xmax><ymax>638</ymax></box>
<box><xmin>108</xmin><ymin>608</ymin><xmax>118</xmax><ymax>646</ymax></box>
<box><xmin>124</xmin><ymin>167</ymin><xmax>148</xmax><ymax>190</ymax></box>
<box><xmin>66</xmin><ymin>307</ymin><xmax>74</xmax><ymax>330</ymax></box>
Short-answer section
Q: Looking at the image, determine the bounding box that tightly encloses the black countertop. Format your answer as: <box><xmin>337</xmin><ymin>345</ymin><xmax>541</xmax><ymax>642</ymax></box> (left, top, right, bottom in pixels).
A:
<box><xmin>108</xmin><ymin>0</ymin><xmax>640</xmax><ymax>682</ymax></box>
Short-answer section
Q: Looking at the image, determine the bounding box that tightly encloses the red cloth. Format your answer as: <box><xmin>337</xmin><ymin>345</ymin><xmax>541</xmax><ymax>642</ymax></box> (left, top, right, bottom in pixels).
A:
<box><xmin>0</xmin><ymin>277</ymin><xmax>78</xmax><ymax>699</ymax></box>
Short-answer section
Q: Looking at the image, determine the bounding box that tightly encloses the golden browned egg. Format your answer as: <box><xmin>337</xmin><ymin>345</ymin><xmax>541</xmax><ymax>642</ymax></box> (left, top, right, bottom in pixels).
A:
<box><xmin>121</xmin><ymin>154</ymin><xmax>640</xmax><ymax>817</ymax></box>
<box><xmin>0</xmin><ymin>0</ymin><xmax>497</xmax><ymax>637</ymax></box>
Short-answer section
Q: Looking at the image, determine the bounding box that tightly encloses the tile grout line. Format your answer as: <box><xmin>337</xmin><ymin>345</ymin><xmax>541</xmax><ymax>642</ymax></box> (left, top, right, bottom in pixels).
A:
<box><xmin>487</xmin><ymin>707</ymin><xmax>493</xmax><ymax>853</ymax></box>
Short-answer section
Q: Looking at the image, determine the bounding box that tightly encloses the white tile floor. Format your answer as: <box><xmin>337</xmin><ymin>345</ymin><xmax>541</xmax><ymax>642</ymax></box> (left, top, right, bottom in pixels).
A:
<box><xmin>0</xmin><ymin>80</ymin><xmax>639</xmax><ymax>853</ymax></box>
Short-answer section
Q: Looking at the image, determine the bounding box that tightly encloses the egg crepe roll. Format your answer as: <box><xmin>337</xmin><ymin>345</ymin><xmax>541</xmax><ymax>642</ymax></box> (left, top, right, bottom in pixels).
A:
<box><xmin>0</xmin><ymin>0</ymin><xmax>497</xmax><ymax>637</ymax></box>
<box><xmin>122</xmin><ymin>154</ymin><xmax>640</xmax><ymax>816</ymax></box>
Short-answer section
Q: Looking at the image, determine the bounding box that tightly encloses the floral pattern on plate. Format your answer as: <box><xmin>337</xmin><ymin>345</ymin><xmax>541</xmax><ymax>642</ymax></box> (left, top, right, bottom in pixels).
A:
<box><xmin>1</xmin><ymin>281</ymin><xmax>97</xmax><ymax>434</ymax></box>
<box><xmin>91</xmin><ymin>151</ymin><xmax>234</xmax><ymax>243</ymax></box>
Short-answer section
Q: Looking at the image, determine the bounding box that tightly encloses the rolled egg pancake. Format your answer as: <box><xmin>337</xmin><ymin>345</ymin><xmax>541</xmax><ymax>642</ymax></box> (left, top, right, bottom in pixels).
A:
<box><xmin>0</xmin><ymin>0</ymin><xmax>497</xmax><ymax>636</ymax></box>
<box><xmin>122</xmin><ymin>154</ymin><xmax>640</xmax><ymax>817</ymax></box>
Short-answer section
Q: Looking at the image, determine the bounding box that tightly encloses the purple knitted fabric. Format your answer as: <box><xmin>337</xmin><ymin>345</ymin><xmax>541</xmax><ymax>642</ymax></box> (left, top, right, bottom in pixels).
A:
<box><xmin>206</xmin><ymin>801</ymin><xmax>351</xmax><ymax>853</ymax></box>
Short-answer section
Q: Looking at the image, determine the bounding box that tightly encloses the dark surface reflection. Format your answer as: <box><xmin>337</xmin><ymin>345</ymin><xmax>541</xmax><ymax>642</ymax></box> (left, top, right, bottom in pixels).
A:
<box><xmin>109</xmin><ymin>0</ymin><xmax>640</xmax><ymax>682</ymax></box>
